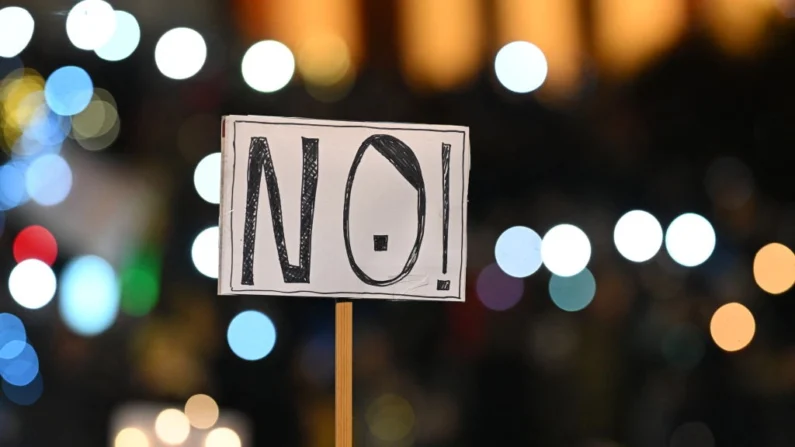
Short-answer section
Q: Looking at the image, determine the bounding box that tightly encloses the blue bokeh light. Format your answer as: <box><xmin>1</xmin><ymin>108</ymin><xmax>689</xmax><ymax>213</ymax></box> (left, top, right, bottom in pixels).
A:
<box><xmin>22</xmin><ymin>107</ymin><xmax>70</xmax><ymax>147</ymax></box>
<box><xmin>25</xmin><ymin>153</ymin><xmax>72</xmax><ymax>206</ymax></box>
<box><xmin>0</xmin><ymin>324</ymin><xmax>25</xmax><ymax>360</ymax></box>
<box><xmin>227</xmin><ymin>310</ymin><xmax>277</xmax><ymax>361</ymax></box>
<box><xmin>548</xmin><ymin>268</ymin><xmax>596</xmax><ymax>312</ymax></box>
<box><xmin>2</xmin><ymin>372</ymin><xmax>42</xmax><ymax>406</ymax></box>
<box><xmin>0</xmin><ymin>161</ymin><xmax>30</xmax><ymax>210</ymax></box>
<box><xmin>495</xmin><ymin>226</ymin><xmax>543</xmax><ymax>278</ymax></box>
<box><xmin>44</xmin><ymin>66</ymin><xmax>93</xmax><ymax>116</ymax></box>
<box><xmin>0</xmin><ymin>314</ymin><xmax>26</xmax><ymax>360</ymax></box>
<box><xmin>0</xmin><ymin>343</ymin><xmax>38</xmax><ymax>386</ymax></box>
<box><xmin>59</xmin><ymin>255</ymin><xmax>120</xmax><ymax>337</ymax></box>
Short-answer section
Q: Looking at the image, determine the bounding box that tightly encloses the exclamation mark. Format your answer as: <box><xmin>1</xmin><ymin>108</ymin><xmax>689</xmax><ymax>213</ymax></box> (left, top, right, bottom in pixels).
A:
<box><xmin>437</xmin><ymin>143</ymin><xmax>451</xmax><ymax>291</ymax></box>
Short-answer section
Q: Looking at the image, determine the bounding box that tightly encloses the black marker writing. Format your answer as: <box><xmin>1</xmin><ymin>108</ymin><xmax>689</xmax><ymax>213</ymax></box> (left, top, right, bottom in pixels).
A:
<box><xmin>342</xmin><ymin>134</ymin><xmax>426</xmax><ymax>286</ymax></box>
<box><xmin>241</xmin><ymin>137</ymin><xmax>319</xmax><ymax>285</ymax></box>
<box><xmin>441</xmin><ymin>142</ymin><xmax>450</xmax><ymax>274</ymax></box>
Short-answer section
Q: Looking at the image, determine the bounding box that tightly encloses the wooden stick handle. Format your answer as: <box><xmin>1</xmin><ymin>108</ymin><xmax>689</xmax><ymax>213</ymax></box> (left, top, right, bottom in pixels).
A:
<box><xmin>335</xmin><ymin>300</ymin><xmax>353</xmax><ymax>447</ymax></box>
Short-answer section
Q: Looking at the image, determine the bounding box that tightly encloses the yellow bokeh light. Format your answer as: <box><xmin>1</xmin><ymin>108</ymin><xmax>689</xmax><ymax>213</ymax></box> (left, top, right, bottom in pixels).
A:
<box><xmin>114</xmin><ymin>427</ymin><xmax>150</xmax><ymax>447</ymax></box>
<box><xmin>2</xmin><ymin>77</ymin><xmax>44</xmax><ymax>125</ymax></box>
<box><xmin>72</xmin><ymin>100</ymin><xmax>117</xmax><ymax>139</ymax></box>
<box><xmin>704</xmin><ymin>0</ymin><xmax>775</xmax><ymax>56</ymax></box>
<box><xmin>754</xmin><ymin>243</ymin><xmax>795</xmax><ymax>295</ymax></box>
<box><xmin>297</xmin><ymin>34</ymin><xmax>351</xmax><ymax>87</ymax></box>
<box><xmin>710</xmin><ymin>302</ymin><xmax>756</xmax><ymax>352</ymax></box>
<box><xmin>205</xmin><ymin>427</ymin><xmax>241</xmax><ymax>447</ymax></box>
<box><xmin>365</xmin><ymin>394</ymin><xmax>415</xmax><ymax>442</ymax></box>
<box><xmin>184</xmin><ymin>394</ymin><xmax>220</xmax><ymax>429</ymax></box>
<box><xmin>400</xmin><ymin>0</ymin><xmax>485</xmax><ymax>90</ymax></box>
<box><xmin>154</xmin><ymin>409</ymin><xmax>191</xmax><ymax>446</ymax></box>
<box><xmin>75</xmin><ymin>115</ymin><xmax>120</xmax><ymax>151</ymax></box>
<box><xmin>93</xmin><ymin>87</ymin><xmax>118</xmax><ymax>109</ymax></box>
<box><xmin>594</xmin><ymin>0</ymin><xmax>687</xmax><ymax>78</ymax></box>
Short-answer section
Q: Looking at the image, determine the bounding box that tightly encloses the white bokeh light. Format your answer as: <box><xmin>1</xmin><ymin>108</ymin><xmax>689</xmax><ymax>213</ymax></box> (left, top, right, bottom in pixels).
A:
<box><xmin>494</xmin><ymin>41</ymin><xmax>548</xmax><ymax>94</ymax></box>
<box><xmin>155</xmin><ymin>28</ymin><xmax>207</xmax><ymax>80</ymax></box>
<box><xmin>0</xmin><ymin>7</ymin><xmax>34</xmax><ymax>58</ymax></box>
<box><xmin>193</xmin><ymin>152</ymin><xmax>221</xmax><ymax>204</ymax></box>
<box><xmin>205</xmin><ymin>428</ymin><xmax>242</xmax><ymax>447</ymax></box>
<box><xmin>242</xmin><ymin>40</ymin><xmax>295</xmax><ymax>93</ymax></box>
<box><xmin>191</xmin><ymin>226</ymin><xmax>218</xmax><ymax>279</ymax></box>
<box><xmin>95</xmin><ymin>11</ymin><xmax>140</xmax><ymax>61</ymax></box>
<box><xmin>8</xmin><ymin>259</ymin><xmax>56</xmax><ymax>310</ymax></box>
<box><xmin>66</xmin><ymin>0</ymin><xmax>117</xmax><ymax>51</ymax></box>
<box><xmin>25</xmin><ymin>154</ymin><xmax>73</xmax><ymax>206</ymax></box>
<box><xmin>665</xmin><ymin>213</ymin><xmax>716</xmax><ymax>267</ymax></box>
<box><xmin>541</xmin><ymin>224</ymin><xmax>591</xmax><ymax>277</ymax></box>
<box><xmin>494</xmin><ymin>226</ymin><xmax>543</xmax><ymax>278</ymax></box>
<box><xmin>154</xmin><ymin>409</ymin><xmax>191</xmax><ymax>446</ymax></box>
<box><xmin>613</xmin><ymin>210</ymin><xmax>663</xmax><ymax>263</ymax></box>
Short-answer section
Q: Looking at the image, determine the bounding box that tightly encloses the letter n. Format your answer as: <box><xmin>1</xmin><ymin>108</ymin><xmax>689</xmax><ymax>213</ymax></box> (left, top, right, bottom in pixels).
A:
<box><xmin>241</xmin><ymin>137</ymin><xmax>319</xmax><ymax>285</ymax></box>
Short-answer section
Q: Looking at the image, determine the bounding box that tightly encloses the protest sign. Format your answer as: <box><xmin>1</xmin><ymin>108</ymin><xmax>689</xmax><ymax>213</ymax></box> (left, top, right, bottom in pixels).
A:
<box><xmin>219</xmin><ymin>115</ymin><xmax>470</xmax><ymax>301</ymax></box>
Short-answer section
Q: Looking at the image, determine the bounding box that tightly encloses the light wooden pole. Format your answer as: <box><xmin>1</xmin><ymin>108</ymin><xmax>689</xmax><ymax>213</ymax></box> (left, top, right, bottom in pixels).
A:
<box><xmin>335</xmin><ymin>300</ymin><xmax>353</xmax><ymax>447</ymax></box>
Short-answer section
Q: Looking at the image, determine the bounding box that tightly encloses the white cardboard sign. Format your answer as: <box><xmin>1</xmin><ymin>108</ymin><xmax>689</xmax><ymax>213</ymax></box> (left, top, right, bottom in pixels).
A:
<box><xmin>219</xmin><ymin>115</ymin><xmax>469</xmax><ymax>301</ymax></box>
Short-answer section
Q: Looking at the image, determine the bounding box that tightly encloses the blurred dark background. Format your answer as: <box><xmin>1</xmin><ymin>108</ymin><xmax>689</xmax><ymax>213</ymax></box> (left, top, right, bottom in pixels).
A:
<box><xmin>1</xmin><ymin>0</ymin><xmax>795</xmax><ymax>446</ymax></box>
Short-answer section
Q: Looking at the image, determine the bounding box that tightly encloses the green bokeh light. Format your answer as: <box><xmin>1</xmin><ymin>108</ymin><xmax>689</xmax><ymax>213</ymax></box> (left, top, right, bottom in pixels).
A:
<box><xmin>120</xmin><ymin>247</ymin><xmax>161</xmax><ymax>317</ymax></box>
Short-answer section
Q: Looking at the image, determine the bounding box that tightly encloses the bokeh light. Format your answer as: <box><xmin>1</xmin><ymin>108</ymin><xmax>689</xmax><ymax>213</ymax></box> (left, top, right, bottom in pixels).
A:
<box><xmin>296</xmin><ymin>34</ymin><xmax>351</xmax><ymax>87</ymax></box>
<box><xmin>710</xmin><ymin>302</ymin><xmax>755</xmax><ymax>352</ymax></box>
<box><xmin>155</xmin><ymin>28</ymin><xmax>207</xmax><ymax>80</ymax></box>
<box><xmin>365</xmin><ymin>394</ymin><xmax>415</xmax><ymax>442</ymax></box>
<box><xmin>753</xmin><ymin>243</ymin><xmax>795</xmax><ymax>295</ymax></box>
<box><xmin>494</xmin><ymin>41</ymin><xmax>548</xmax><ymax>93</ymax></box>
<box><xmin>541</xmin><ymin>224</ymin><xmax>591</xmax><ymax>277</ymax></box>
<box><xmin>205</xmin><ymin>428</ymin><xmax>241</xmax><ymax>447</ymax></box>
<box><xmin>120</xmin><ymin>248</ymin><xmax>160</xmax><ymax>317</ymax></box>
<box><xmin>548</xmin><ymin>268</ymin><xmax>596</xmax><ymax>312</ymax></box>
<box><xmin>665</xmin><ymin>213</ymin><xmax>716</xmax><ymax>267</ymax></box>
<box><xmin>191</xmin><ymin>226</ymin><xmax>219</xmax><ymax>279</ymax></box>
<box><xmin>476</xmin><ymin>263</ymin><xmax>524</xmax><ymax>311</ymax></box>
<box><xmin>115</xmin><ymin>427</ymin><xmax>150</xmax><ymax>447</ymax></box>
<box><xmin>154</xmin><ymin>409</ymin><xmax>191</xmax><ymax>445</ymax></box>
<box><xmin>241</xmin><ymin>40</ymin><xmax>295</xmax><ymax>93</ymax></box>
<box><xmin>184</xmin><ymin>394</ymin><xmax>219</xmax><ymax>429</ymax></box>
<box><xmin>20</xmin><ymin>106</ymin><xmax>71</xmax><ymax>150</ymax></box>
<box><xmin>494</xmin><ymin>226</ymin><xmax>542</xmax><ymax>278</ymax></box>
<box><xmin>72</xmin><ymin>98</ymin><xmax>118</xmax><ymax>141</ymax></box>
<box><xmin>613</xmin><ymin>210</ymin><xmax>663</xmax><ymax>262</ymax></box>
<box><xmin>95</xmin><ymin>11</ymin><xmax>140</xmax><ymax>62</ymax></box>
<box><xmin>0</xmin><ymin>342</ymin><xmax>39</xmax><ymax>386</ymax></box>
<box><xmin>194</xmin><ymin>152</ymin><xmax>221</xmax><ymax>204</ymax></box>
<box><xmin>0</xmin><ymin>161</ymin><xmax>29</xmax><ymax>210</ymax></box>
<box><xmin>8</xmin><ymin>259</ymin><xmax>56</xmax><ymax>310</ymax></box>
<box><xmin>0</xmin><ymin>7</ymin><xmax>34</xmax><ymax>58</ymax></box>
<box><xmin>1</xmin><ymin>70</ymin><xmax>45</xmax><ymax>149</ymax></box>
<box><xmin>25</xmin><ymin>154</ymin><xmax>73</xmax><ymax>206</ymax></box>
<box><xmin>669</xmin><ymin>421</ymin><xmax>715</xmax><ymax>447</ymax></box>
<box><xmin>59</xmin><ymin>255</ymin><xmax>120</xmax><ymax>336</ymax></box>
<box><xmin>227</xmin><ymin>310</ymin><xmax>277</xmax><ymax>361</ymax></box>
<box><xmin>44</xmin><ymin>66</ymin><xmax>93</xmax><ymax>116</ymax></box>
<box><xmin>74</xmin><ymin>112</ymin><xmax>120</xmax><ymax>151</ymax></box>
<box><xmin>2</xmin><ymin>372</ymin><xmax>43</xmax><ymax>405</ymax></box>
<box><xmin>0</xmin><ymin>313</ymin><xmax>26</xmax><ymax>360</ymax></box>
<box><xmin>13</xmin><ymin>225</ymin><xmax>57</xmax><ymax>265</ymax></box>
<box><xmin>65</xmin><ymin>0</ymin><xmax>117</xmax><ymax>51</ymax></box>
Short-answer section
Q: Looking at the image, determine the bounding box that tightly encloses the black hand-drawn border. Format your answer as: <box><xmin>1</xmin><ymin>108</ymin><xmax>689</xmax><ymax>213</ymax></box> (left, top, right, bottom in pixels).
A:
<box><xmin>228</xmin><ymin>119</ymin><xmax>466</xmax><ymax>300</ymax></box>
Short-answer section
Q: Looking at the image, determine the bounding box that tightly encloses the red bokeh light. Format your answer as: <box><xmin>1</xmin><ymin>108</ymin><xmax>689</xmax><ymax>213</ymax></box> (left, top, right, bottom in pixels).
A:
<box><xmin>13</xmin><ymin>225</ymin><xmax>58</xmax><ymax>266</ymax></box>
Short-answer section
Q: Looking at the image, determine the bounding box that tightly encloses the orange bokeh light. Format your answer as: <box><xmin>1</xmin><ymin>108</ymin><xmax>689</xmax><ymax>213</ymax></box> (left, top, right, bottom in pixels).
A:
<box><xmin>710</xmin><ymin>302</ymin><xmax>756</xmax><ymax>352</ymax></box>
<box><xmin>753</xmin><ymin>243</ymin><xmax>795</xmax><ymax>295</ymax></box>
